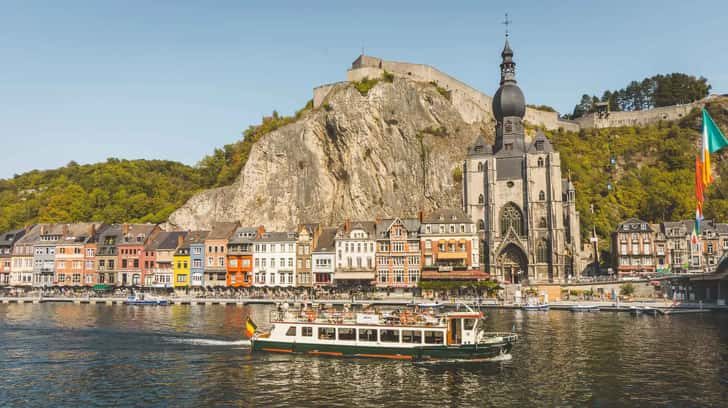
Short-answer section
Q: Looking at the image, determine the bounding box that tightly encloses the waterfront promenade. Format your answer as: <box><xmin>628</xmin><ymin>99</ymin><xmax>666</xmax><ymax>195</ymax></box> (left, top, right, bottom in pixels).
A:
<box><xmin>2</xmin><ymin>294</ymin><xmax>725</xmax><ymax>312</ymax></box>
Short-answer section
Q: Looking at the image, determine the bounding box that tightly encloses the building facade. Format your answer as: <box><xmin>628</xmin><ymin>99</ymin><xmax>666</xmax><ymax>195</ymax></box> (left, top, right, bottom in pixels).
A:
<box><xmin>55</xmin><ymin>223</ymin><xmax>103</xmax><ymax>287</ymax></box>
<box><xmin>188</xmin><ymin>231</ymin><xmax>209</xmax><ymax>288</ymax></box>
<box><xmin>116</xmin><ymin>223</ymin><xmax>157</xmax><ymax>287</ymax></box>
<box><xmin>312</xmin><ymin>228</ymin><xmax>336</xmax><ymax>286</ymax></box>
<box><xmin>295</xmin><ymin>224</ymin><xmax>317</xmax><ymax>288</ymax></box>
<box><xmin>227</xmin><ymin>227</ymin><xmax>260</xmax><ymax>288</ymax></box>
<box><xmin>334</xmin><ymin>221</ymin><xmax>376</xmax><ymax>286</ymax></box>
<box><xmin>0</xmin><ymin>228</ymin><xmax>26</xmax><ymax>286</ymax></box>
<box><xmin>254</xmin><ymin>231</ymin><xmax>297</xmax><ymax>287</ymax></box>
<box><xmin>11</xmin><ymin>225</ymin><xmax>41</xmax><ymax>287</ymax></box>
<box><xmin>462</xmin><ymin>38</ymin><xmax>581</xmax><ymax>284</ymax></box>
<box><xmin>173</xmin><ymin>239</ymin><xmax>191</xmax><ymax>289</ymax></box>
<box><xmin>419</xmin><ymin>209</ymin><xmax>486</xmax><ymax>282</ymax></box>
<box><xmin>612</xmin><ymin>218</ymin><xmax>656</xmax><ymax>278</ymax></box>
<box><xmin>375</xmin><ymin>218</ymin><xmax>422</xmax><ymax>288</ymax></box>
<box><xmin>204</xmin><ymin>222</ymin><xmax>239</xmax><ymax>287</ymax></box>
<box><xmin>33</xmin><ymin>224</ymin><xmax>65</xmax><ymax>287</ymax></box>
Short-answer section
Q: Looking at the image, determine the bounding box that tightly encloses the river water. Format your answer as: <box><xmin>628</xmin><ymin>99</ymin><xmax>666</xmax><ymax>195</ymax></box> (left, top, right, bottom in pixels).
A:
<box><xmin>0</xmin><ymin>303</ymin><xmax>726</xmax><ymax>407</ymax></box>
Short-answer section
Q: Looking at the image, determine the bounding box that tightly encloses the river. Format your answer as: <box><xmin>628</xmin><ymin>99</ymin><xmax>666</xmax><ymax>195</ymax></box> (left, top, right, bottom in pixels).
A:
<box><xmin>0</xmin><ymin>303</ymin><xmax>726</xmax><ymax>407</ymax></box>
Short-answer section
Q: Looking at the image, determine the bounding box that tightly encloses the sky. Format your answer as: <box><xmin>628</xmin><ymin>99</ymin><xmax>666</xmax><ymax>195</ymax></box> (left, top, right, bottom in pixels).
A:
<box><xmin>1</xmin><ymin>0</ymin><xmax>727</xmax><ymax>178</ymax></box>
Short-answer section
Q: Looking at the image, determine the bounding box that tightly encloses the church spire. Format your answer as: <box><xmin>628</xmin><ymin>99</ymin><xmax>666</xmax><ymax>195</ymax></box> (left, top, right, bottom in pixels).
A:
<box><xmin>500</xmin><ymin>13</ymin><xmax>516</xmax><ymax>85</ymax></box>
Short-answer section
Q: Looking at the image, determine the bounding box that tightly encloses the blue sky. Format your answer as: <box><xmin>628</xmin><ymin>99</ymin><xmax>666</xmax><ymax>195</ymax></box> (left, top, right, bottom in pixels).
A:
<box><xmin>1</xmin><ymin>0</ymin><xmax>727</xmax><ymax>178</ymax></box>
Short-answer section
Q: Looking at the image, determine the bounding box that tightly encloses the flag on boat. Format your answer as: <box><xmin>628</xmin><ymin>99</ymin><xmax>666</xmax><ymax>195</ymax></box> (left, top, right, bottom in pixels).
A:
<box><xmin>701</xmin><ymin>109</ymin><xmax>728</xmax><ymax>186</ymax></box>
<box><xmin>245</xmin><ymin>317</ymin><xmax>257</xmax><ymax>338</ymax></box>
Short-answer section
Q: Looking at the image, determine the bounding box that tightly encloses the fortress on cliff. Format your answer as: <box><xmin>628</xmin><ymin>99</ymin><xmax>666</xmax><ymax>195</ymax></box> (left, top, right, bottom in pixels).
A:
<box><xmin>313</xmin><ymin>54</ymin><xmax>715</xmax><ymax>131</ymax></box>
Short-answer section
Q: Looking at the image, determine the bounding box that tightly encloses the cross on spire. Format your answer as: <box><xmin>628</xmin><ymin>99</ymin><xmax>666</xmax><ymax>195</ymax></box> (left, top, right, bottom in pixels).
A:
<box><xmin>502</xmin><ymin>13</ymin><xmax>512</xmax><ymax>38</ymax></box>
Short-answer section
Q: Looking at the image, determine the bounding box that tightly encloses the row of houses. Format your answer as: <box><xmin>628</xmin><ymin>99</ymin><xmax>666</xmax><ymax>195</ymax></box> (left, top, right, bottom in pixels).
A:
<box><xmin>612</xmin><ymin>218</ymin><xmax>728</xmax><ymax>278</ymax></box>
<box><xmin>0</xmin><ymin>209</ymin><xmax>484</xmax><ymax>289</ymax></box>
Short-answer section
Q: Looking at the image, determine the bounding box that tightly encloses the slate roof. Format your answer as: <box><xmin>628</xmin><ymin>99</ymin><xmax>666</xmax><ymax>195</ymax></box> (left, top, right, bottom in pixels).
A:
<box><xmin>422</xmin><ymin>208</ymin><xmax>472</xmax><ymax>224</ymax></box>
<box><xmin>257</xmin><ymin>231</ymin><xmax>297</xmax><ymax>242</ymax></box>
<box><xmin>314</xmin><ymin>228</ymin><xmax>337</xmax><ymax>253</ymax></box>
<box><xmin>207</xmin><ymin>222</ymin><xmax>239</xmax><ymax>240</ymax></box>
<box><xmin>527</xmin><ymin>130</ymin><xmax>554</xmax><ymax>154</ymax></box>
<box><xmin>375</xmin><ymin>218</ymin><xmax>421</xmax><ymax>238</ymax></box>
<box><xmin>229</xmin><ymin>227</ymin><xmax>259</xmax><ymax>244</ymax></box>
<box><xmin>0</xmin><ymin>228</ymin><xmax>27</xmax><ymax>247</ymax></box>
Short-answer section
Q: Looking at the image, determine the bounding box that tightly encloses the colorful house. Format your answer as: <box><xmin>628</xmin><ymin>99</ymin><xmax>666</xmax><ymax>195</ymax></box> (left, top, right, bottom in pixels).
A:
<box><xmin>0</xmin><ymin>228</ymin><xmax>27</xmax><ymax>286</ymax></box>
<box><xmin>204</xmin><ymin>222</ymin><xmax>239</xmax><ymax>287</ymax></box>
<box><xmin>187</xmin><ymin>231</ymin><xmax>209</xmax><ymax>288</ymax></box>
<box><xmin>11</xmin><ymin>225</ymin><xmax>41</xmax><ymax>287</ymax></box>
<box><xmin>419</xmin><ymin>209</ymin><xmax>485</xmax><ymax>283</ymax></box>
<box><xmin>173</xmin><ymin>238</ymin><xmax>191</xmax><ymax>289</ymax></box>
<box><xmin>146</xmin><ymin>231</ymin><xmax>185</xmax><ymax>289</ymax></box>
<box><xmin>375</xmin><ymin>218</ymin><xmax>422</xmax><ymax>288</ymax></box>
<box><xmin>312</xmin><ymin>228</ymin><xmax>336</xmax><ymax>286</ymax></box>
<box><xmin>227</xmin><ymin>227</ymin><xmax>261</xmax><ymax>287</ymax></box>
<box><xmin>33</xmin><ymin>224</ymin><xmax>65</xmax><ymax>287</ymax></box>
<box><xmin>296</xmin><ymin>224</ymin><xmax>318</xmax><ymax>288</ymax></box>
<box><xmin>334</xmin><ymin>220</ymin><xmax>376</xmax><ymax>287</ymax></box>
<box><xmin>96</xmin><ymin>224</ymin><xmax>122</xmax><ymax>286</ymax></box>
<box><xmin>55</xmin><ymin>223</ymin><xmax>104</xmax><ymax>287</ymax></box>
<box><xmin>116</xmin><ymin>223</ymin><xmax>158</xmax><ymax>287</ymax></box>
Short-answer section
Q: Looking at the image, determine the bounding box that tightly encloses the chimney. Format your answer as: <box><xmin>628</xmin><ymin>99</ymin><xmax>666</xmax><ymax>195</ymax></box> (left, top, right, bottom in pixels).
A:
<box><xmin>40</xmin><ymin>225</ymin><xmax>46</xmax><ymax>236</ymax></box>
<box><xmin>122</xmin><ymin>223</ymin><xmax>129</xmax><ymax>235</ymax></box>
<box><xmin>88</xmin><ymin>223</ymin><xmax>96</xmax><ymax>237</ymax></box>
<box><xmin>345</xmin><ymin>219</ymin><xmax>351</xmax><ymax>233</ymax></box>
<box><xmin>62</xmin><ymin>224</ymin><xmax>69</xmax><ymax>236</ymax></box>
<box><xmin>418</xmin><ymin>211</ymin><xmax>424</xmax><ymax>222</ymax></box>
<box><xmin>177</xmin><ymin>234</ymin><xmax>184</xmax><ymax>248</ymax></box>
<box><xmin>257</xmin><ymin>225</ymin><xmax>265</xmax><ymax>238</ymax></box>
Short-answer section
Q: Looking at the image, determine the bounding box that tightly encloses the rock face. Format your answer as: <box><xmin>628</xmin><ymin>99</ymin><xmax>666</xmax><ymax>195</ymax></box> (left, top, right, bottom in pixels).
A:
<box><xmin>168</xmin><ymin>78</ymin><xmax>493</xmax><ymax>230</ymax></box>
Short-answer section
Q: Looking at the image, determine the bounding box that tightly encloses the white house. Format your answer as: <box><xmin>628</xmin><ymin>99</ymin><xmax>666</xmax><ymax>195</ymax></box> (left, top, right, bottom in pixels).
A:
<box><xmin>334</xmin><ymin>221</ymin><xmax>376</xmax><ymax>285</ymax></box>
<box><xmin>254</xmin><ymin>232</ymin><xmax>297</xmax><ymax>287</ymax></box>
<box><xmin>313</xmin><ymin>227</ymin><xmax>337</xmax><ymax>286</ymax></box>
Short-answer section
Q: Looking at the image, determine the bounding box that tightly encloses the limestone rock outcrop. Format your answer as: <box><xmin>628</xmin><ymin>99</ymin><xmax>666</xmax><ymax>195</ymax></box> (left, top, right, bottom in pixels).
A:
<box><xmin>167</xmin><ymin>78</ymin><xmax>492</xmax><ymax>230</ymax></box>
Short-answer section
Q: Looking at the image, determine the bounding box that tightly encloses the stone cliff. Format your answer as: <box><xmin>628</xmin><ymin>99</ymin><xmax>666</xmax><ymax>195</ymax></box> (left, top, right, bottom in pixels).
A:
<box><xmin>167</xmin><ymin>77</ymin><xmax>489</xmax><ymax>230</ymax></box>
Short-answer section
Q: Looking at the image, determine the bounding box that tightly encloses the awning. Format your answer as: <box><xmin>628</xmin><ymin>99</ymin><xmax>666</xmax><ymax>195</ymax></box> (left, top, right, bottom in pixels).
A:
<box><xmin>92</xmin><ymin>284</ymin><xmax>111</xmax><ymax>291</ymax></box>
<box><xmin>421</xmin><ymin>270</ymin><xmax>489</xmax><ymax>280</ymax></box>
<box><xmin>437</xmin><ymin>252</ymin><xmax>467</xmax><ymax>260</ymax></box>
<box><xmin>335</xmin><ymin>271</ymin><xmax>375</xmax><ymax>280</ymax></box>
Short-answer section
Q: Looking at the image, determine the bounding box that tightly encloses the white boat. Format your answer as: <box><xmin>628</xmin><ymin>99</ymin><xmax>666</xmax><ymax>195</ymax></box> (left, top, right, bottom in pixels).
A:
<box><xmin>570</xmin><ymin>305</ymin><xmax>600</xmax><ymax>312</ymax></box>
<box><xmin>522</xmin><ymin>304</ymin><xmax>549</xmax><ymax>311</ymax></box>
<box><xmin>250</xmin><ymin>305</ymin><xmax>517</xmax><ymax>361</ymax></box>
<box><xmin>123</xmin><ymin>294</ymin><xmax>168</xmax><ymax>306</ymax></box>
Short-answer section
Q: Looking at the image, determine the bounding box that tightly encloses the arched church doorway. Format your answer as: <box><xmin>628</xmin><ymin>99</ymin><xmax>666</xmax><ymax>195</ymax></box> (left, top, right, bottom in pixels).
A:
<box><xmin>497</xmin><ymin>243</ymin><xmax>528</xmax><ymax>284</ymax></box>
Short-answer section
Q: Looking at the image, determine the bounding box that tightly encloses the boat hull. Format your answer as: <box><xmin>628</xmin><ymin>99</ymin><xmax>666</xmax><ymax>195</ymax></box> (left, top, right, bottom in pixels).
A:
<box><xmin>252</xmin><ymin>339</ymin><xmax>512</xmax><ymax>361</ymax></box>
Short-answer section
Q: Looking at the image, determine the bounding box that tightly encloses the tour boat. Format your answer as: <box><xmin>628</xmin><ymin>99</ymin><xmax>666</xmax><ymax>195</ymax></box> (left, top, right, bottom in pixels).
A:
<box><xmin>249</xmin><ymin>306</ymin><xmax>517</xmax><ymax>361</ymax></box>
<box><xmin>123</xmin><ymin>294</ymin><xmax>169</xmax><ymax>306</ymax></box>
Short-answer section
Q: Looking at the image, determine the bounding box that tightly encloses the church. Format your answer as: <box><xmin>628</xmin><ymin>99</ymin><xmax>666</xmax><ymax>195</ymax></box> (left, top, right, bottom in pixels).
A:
<box><xmin>463</xmin><ymin>37</ymin><xmax>582</xmax><ymax>284</ymax></box>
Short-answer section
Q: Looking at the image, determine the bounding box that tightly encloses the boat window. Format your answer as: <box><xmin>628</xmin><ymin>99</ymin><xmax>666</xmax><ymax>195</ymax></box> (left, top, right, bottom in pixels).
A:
<box><xmin>318</xmin><ymin>327</ymin><xmax>336</xmax><ymax>340</ymax></box>
<box><xmin>463</xmin><ymin>319</ymin><xmax>476</xmax><ymax>330</ymax></box>
<box><xmin>380</xmin><ymin>329</ymin><xmax>400</xmax><ymax>343</ymax></box>
<box><xmin>285</xmin><ymin>326</ymin><xmax>297</xmax><ymax>336</ymax></box>
<box><xmin>302</xmin><ymin>327</ymin><xmax>313</xmax><ymax>337</ymax></box>
<box><xmin>424</xmin><ymin>331</ymin><xmax>444</xmax><ymax>344</ymax></box>
<box><xmin>338</xmin><ymin>328</ymin><xmax>356</xmax><ymax>341</ymax></box>
<box><xmin>402</xmin><ymin>330</ymin><xmax>422</xmax><ymax>344</ymax></box>
<box><xmin>358</xmin><ymin>329</ymin><xmax>377</xmax><ymax>342</ymax></box>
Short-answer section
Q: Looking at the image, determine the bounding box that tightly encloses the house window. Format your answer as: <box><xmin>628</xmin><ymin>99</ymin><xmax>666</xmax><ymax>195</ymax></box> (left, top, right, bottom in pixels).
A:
<box><xmin>394</xmin><ymin>269</ymin><xmax>404</xmax><ymax>283</ymax></box>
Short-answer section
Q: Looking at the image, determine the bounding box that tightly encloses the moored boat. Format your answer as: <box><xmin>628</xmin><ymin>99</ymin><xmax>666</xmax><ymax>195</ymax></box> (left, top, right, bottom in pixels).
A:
<box><xmin>570</xmin><ymin>305</ymin><xmax>600</xmax><ymax>312</ymax></box>
<box><xmin>249</xmin><ymin>306</ymin><xmax>517</xmax><ymax>361</ymax></box>
<box><xmin>522</xmin><ymin>303</ymin><xmax>549</xmax><ymax>311</ymax></box>
<box><xmin>123</xmin><ymin>294</ymin><xmax>168</xmax><ymax>306</ymax></box>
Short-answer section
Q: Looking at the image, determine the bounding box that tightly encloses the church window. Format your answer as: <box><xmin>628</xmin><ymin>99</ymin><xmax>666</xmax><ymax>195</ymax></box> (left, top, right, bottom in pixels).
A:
<box><xmin>500</xmin><ymin>203</ymin><xmax>524</xmax><ymax>236</ymax></box>
<box><xmin>478</xmin><ymin>194</ymin><xmax>484</xmax><ymax>205</ymax></box>
<box><xmin>536</xmin><ymin>239</ymin><xmax>549</xmax><ymax>263</ymax></box>
<box><xmin>539</xmin><ymin>191</ymin><xmax>545</xmax><ymax>201</ymax></box>
<box><xmin>537</xmin><ymin>157</ymin><xmax>544</xmax><ymax>167</ymax></box>
<box><xmin>477</xmin><ymin>162</ymin><xmax>483</xmax><ymax>172</ymax></box>
<box><xmin>539</xmin><ymin>217</ymin><xmax>547</xmax><ymax>228</ymax></box>
<box><xmin>505</xmin><ymin>143</ymin><xmax>513</xmax><ymax>151</ymax></box>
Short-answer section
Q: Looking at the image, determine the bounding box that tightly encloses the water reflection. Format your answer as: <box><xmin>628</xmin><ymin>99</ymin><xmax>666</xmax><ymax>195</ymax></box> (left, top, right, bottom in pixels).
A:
<box><xmin>0</xmin><ymin>304</ymin><xmax>726</xmax><ymax>407</ymax></box>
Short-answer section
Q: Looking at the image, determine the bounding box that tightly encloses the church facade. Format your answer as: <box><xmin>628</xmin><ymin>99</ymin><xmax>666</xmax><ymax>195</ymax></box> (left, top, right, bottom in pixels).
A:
<box><xmin>462</xmin><ymin>38</ymin><xmax>582</xmax><ymax>284</ymax></box>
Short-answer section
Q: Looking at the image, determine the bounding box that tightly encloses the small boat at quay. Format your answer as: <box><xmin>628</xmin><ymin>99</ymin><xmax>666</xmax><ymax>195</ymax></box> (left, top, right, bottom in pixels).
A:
<box><xmin>249</xmin><ymin>305</ymin><xmax>517</xmax><ymax>361</ymax></box>
<box><xmin>629</xmin><ymin>305</ymin><xmax>658</xmax><ymax>316</ymax></box>
<box><xmin>570</xmin><ymin>305</ymin><xmax>600</xmax><ymax>312</ymax></box>
<box><xmin>123</xmin><ymin>294</ymin><xmax>169</xmax><ymax>306</ymax></box>
<box><xmin>522</xmin><ymin>303</ymin><xmax>549</xmax><ymax>311</ymax></box>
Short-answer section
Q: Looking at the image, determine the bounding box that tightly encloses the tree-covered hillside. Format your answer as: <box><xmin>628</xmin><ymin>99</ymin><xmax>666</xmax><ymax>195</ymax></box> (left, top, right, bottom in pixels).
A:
<box><xmin>0</xmin><ymin>159</ymin><xmax>205</xmax><ymax>231</ymax></box>
<box><xmin>547</xmin><ymin>97</ymin><xmax>728</xmax><ymax>255</ymax></box>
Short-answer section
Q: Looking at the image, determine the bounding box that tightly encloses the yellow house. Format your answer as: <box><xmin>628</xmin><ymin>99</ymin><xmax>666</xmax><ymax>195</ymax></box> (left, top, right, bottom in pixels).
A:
<box><xmin>173</xmin><ymin>239</ymin><xmax>191</xmax><ymax>289</ymax></box>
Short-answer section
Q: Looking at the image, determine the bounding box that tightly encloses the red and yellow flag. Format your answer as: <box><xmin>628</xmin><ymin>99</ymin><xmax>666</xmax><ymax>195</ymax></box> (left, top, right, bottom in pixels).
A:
<box><xmin>245</xmin><ymin>317</ymin><xmax>257</xmax><ymax>338</ymax></box>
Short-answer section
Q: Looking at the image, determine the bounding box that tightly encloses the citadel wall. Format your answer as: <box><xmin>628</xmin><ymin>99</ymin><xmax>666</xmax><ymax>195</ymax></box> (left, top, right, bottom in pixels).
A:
<box><xmin>313</xmin><ymin>55</ymin><xmax>712</xmax><ymax>132</ymax></box>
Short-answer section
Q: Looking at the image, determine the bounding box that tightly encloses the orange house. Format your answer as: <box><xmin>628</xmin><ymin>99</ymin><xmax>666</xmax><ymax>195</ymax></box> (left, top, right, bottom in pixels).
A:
<box><xmin>226</xmin><ymin>226</ymin><xmax>263</xmax><ymax>287</ymax></box>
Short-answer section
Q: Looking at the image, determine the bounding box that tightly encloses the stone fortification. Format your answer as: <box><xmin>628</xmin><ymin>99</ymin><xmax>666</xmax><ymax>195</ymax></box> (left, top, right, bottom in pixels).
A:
<box><xmin>313</xmin><ymin>55</ymin><xmax>715</xmax><ymax>132</ymax></box>
<box><xmin>314</xmin><ymin>55</ymin><xmax>580</xmax><ymax>132</ymax></box>
<box><xmin>573</xmin><ymin>97</ymin><xmax>715</xmax><ymax>129</ymax></box>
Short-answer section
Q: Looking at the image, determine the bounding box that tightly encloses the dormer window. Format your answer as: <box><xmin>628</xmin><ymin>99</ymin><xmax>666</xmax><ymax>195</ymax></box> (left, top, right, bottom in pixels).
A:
<box><xmin>535</xmin><ymin>141</ymin><xmax>544</xmax><ymax>151</ymax></box>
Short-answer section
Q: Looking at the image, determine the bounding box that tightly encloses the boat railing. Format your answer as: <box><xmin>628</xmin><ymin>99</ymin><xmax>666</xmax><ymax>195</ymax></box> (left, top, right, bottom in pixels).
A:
<box><xmin>479</xmin><ymin>332</ymin><xmax>519</xmax><ymax>344</ymax></box>
<box><xmin>269</xmin><ymin>308</ymin><xmax>444</xmax><ymax>327</ymax></box>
